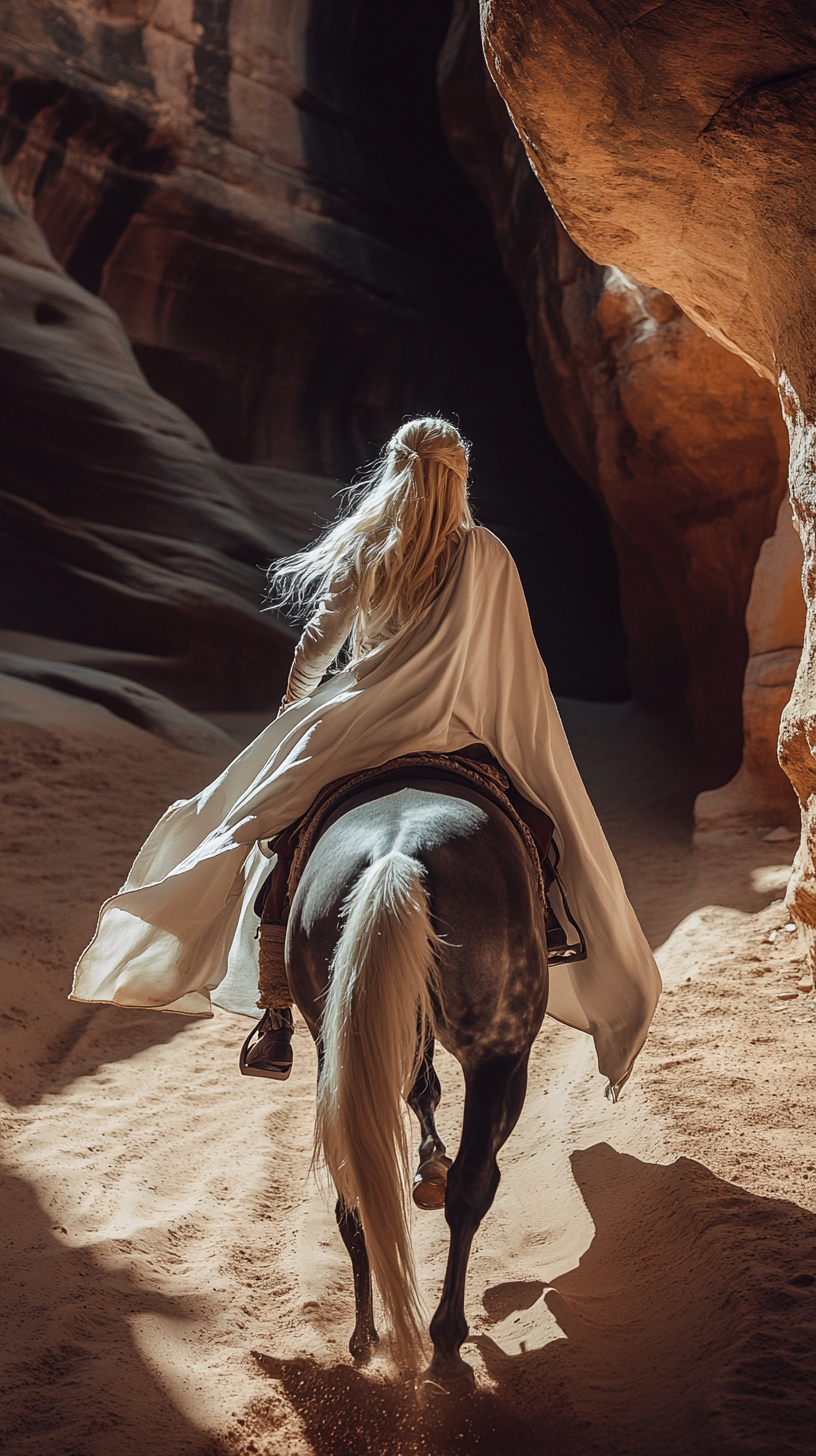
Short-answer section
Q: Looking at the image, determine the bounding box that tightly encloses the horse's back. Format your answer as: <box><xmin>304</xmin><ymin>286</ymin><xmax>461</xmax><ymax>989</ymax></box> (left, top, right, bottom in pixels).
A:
<box><xmin>288</xmin><ymin>779</ymin><xmax>548</xmax><ymax>1059</ymax></box>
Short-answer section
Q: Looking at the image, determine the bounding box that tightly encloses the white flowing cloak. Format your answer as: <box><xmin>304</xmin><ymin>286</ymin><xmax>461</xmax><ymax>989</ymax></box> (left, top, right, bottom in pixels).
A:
<box><xmin>71</xmin><ymin>527</ymin><xmax>660</xmax><ymax>1090</ymax></box>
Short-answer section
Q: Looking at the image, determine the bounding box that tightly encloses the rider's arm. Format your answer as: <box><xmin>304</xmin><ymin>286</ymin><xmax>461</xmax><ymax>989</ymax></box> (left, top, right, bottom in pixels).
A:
<box><xmin>280</xmin><ymin>576</ymin><xmax>356</xmax><ymax>710</ymax></box>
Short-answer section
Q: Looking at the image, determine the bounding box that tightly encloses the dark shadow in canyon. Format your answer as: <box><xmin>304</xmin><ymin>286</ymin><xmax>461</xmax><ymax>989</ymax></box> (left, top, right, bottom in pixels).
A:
<box><xmin>298</xmin><ymin>0</ymin><xmax>629</xmax><ymax>702</ymax></box>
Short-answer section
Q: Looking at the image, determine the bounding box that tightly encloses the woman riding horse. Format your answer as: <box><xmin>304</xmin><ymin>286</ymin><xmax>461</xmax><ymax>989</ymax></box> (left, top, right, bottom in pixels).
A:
<box><xmin>72</xmin><ymin>416</ymin><xmax>658</xmax><ymax>1096</ymax></box>
<box><xmin>71</xmin><ymin>415</ymin><xmax>660</xmax><ymax>1379</ymax></box>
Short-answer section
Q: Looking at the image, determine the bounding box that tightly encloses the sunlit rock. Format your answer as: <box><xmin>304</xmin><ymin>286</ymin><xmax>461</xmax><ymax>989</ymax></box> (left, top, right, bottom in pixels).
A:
<box><xmin>440</xmin><ymin>0</ymin><xmax>788</xmax><ymax>783</ymax></box>
<box><xmin>695</xmin><ymin>499</ymin><xmax>805</xmax><ymax>837</ymax></box>
<box><xmin>481</xmin><ymin>0</ymin><xmax>816</xmax><ymax>953</ymax></box>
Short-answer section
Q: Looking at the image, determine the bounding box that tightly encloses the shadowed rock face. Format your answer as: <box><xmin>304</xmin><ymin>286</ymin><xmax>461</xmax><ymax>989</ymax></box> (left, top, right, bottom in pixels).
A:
<box><xmin>480</xmin><ymin>1</ymin><xmax>816</xmax><ymax>940</ymax></box>
<box><xmin>0</xmin><ymin>0</ymin><xmax>632</xmax><ymax>703</ymax></box>
<box><xmin>0</xmin><ymin>650</ymin><xmax>238</xmax><ymax>753</ymax></box>
<box><xmin>0</xmin><ymin>174</ymin><xmax>332</xmax><ymax>710</ymax></box>
<box><xmin>440</xmin><ymin>0</ymin><xmax>788</xmax><ymax>784</ymax></box>
<box><xmin>2</xmin><ymin>0</ymin><xmax>465</xmax><ymax>475</ymax></box>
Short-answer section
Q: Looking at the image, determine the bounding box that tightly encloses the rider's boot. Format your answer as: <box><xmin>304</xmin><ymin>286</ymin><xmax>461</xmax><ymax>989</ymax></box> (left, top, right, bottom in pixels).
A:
<box><xmin>239</xmin><ymin>1007</ymin><xmax>294</xmax><ymax>1080</ymax></box>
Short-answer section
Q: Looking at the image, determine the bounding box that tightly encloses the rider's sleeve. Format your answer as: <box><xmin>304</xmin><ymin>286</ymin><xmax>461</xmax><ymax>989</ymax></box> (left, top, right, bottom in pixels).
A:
<box><xmin>281</xmin><ymin>576</ymin><xmax>356</xmax><ymax>708</ymax></box>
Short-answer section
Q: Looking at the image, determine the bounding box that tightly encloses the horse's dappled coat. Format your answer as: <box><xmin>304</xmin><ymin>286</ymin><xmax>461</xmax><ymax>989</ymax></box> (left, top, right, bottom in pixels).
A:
<box><xmin>71</xmin><ymin>527</ymin><xmax>660</xmax><ymax>1092</ymax></box>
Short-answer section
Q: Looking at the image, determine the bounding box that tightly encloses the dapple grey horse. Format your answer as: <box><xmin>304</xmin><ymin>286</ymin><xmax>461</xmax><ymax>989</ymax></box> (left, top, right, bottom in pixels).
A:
<box><xmin>286</xmin><ymin>774</ymin><xmax>548</xmax><ymax>1390</ymax></box>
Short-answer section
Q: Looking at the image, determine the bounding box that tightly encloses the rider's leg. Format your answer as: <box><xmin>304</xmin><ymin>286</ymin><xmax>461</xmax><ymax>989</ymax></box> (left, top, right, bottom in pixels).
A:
<box><xmin>240</xmin><ymin>844</ymin><xmax>296</xmax><ymax>1080</ymax></box>
<box><xmin>506</xmin><ymin>786</ymin><xmax>572</xmax><ymax>950</ymax></box>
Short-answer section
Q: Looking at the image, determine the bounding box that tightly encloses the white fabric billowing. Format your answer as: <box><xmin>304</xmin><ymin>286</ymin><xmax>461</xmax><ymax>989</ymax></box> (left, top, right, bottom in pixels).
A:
<box><xmin>71</xmin><ymin>527</ymin><xmax>660</xmax><ymax>1089</ymax></box>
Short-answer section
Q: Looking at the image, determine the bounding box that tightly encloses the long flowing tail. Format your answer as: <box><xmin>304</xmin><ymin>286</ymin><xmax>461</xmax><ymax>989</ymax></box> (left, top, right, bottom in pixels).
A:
<box><xmin>315</xmin><ymin>850</ymin><xmax>437</xmax><ymax>1359</ymax></box>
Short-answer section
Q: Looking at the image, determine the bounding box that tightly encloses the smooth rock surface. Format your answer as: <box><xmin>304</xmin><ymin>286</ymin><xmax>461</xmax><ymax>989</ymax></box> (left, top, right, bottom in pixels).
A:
<box><xmin>0</xmin><ymin>174</ymin><xmax>330</xmax><ymax>711</ymax></box>
<box><xmin>0</xmin><ymin>672</ymin><xmax>197</xmax><ymax>751</ymax></box>
<box><xmin>481</xmin><ymin>0</ymin><xmax>816</xmax><ymax>948</ymax></box>
<box><xmin>440</xmin><ymin>1</ymin><xmax>788</xmax><ymax>781</ymax></box>
<box><xmin>0</xmin><ymin>652</ymin><xmax>238</xmax><ymax>754</ymax></box>
<box><xmin>695</xmin><ymin>499</ymin><xmax>805</xmax><ymax>836</ymax></box>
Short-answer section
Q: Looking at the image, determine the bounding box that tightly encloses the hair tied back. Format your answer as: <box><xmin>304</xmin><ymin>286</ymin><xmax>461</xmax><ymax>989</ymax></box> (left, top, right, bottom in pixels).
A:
<box><xmin>267</xmin><ymin>415</ymin><xmax>473</xmax><ymax>659</ymax></box>
<box><xmin>391</xmin><ymin>442</ymin><xmax>420</xmax><ymax>466</ymax></box>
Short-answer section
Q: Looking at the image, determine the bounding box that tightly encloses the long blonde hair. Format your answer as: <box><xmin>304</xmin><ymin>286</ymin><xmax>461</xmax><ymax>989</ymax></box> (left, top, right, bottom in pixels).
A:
<box><xmin>268</xmin><ymin>417</ymin><xmax>473</xmax><ymax>660</ymax></box>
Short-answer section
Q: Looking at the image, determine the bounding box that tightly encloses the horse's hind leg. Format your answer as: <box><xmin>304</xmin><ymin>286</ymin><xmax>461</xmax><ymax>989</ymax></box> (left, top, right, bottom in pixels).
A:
<box><xmin>426</xmin><ymin>1053</ymin><xmax>530</xmax><ymax>1391</ymax></box>
<box><xmin>335</xmin><ymin>1200</ymin><xmax>379</xmax><ymax>1360</ymax></box>
<box><xmin>407</xmin><ymin>1034</ymin><xmax>452</xmax><ymax>1211</ymax></box>
<box><xmin>320</xmin><ymin>1037</ymin><xmax>378</xmax><ymax>1362</ymax></box>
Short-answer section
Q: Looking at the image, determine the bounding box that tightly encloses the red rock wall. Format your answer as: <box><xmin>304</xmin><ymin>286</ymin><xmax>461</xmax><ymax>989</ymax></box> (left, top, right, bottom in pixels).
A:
<box><xmin>695</xmin><ymin>499</ymin><xmax>804</xmax><ymax>838</ymax></box>
<box><xmin>440</xmin><ymin>0</ymin><xmax>788</xmax><ymax>783</ymax></box>
<box><xmin>480</xmin><ymin>0</ymin><xmax>816</xmax><ymax>948</ymax></box>
<box><xmin>0</xmin><ymin>0</ymin><xmax>564</xmax><ymax>481</ymax></box>
<box><xmin>1</xmin><ymin>0</ymin><xmax>455</xmax><ymax>474</ymax></box>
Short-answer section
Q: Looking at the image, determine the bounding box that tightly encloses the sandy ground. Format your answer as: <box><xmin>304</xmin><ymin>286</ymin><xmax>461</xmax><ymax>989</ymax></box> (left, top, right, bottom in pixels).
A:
<box><xmin>1</xmin><ymin>702</ymin><xmax>814</xmax><ymax>1456</ymax></box>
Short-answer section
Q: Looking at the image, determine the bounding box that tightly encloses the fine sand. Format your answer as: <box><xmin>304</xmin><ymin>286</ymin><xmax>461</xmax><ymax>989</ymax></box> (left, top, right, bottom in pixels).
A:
<box><xmin>1</xmin><ymin>702</ymin><xmax>814</xmax><ymax>1456</ymax></box>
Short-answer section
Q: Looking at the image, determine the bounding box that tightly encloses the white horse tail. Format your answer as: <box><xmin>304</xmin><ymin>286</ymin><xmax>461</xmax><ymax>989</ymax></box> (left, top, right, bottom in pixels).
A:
<box><xmin>315</xmin><ymin>849</ymin><xmax>437</xmax><ymax>1360</ymax></box>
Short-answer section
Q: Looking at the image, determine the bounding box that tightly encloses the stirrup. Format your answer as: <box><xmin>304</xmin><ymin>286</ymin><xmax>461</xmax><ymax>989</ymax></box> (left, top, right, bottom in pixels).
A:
<box><xmin>239</xmin><ymin>1008</ymin><xmax>294</xmax><ymax>1081</ymax></box>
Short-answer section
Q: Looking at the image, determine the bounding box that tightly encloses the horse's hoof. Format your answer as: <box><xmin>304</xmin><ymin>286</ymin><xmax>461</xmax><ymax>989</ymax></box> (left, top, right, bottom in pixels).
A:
<box><xmin>412</xmin><ymin>1155</ymin><xmax>452</xmax><ymax>1211</ymax></box>
<box><xmin>418</xmin><ymin>1359</ymin><xmax>476</xmax><ymax>1398</ymax></box>
<box><xmin>349</xmin><ymin>1329</ymin><xmax>379</xmax><ymax>1363</ymax></box>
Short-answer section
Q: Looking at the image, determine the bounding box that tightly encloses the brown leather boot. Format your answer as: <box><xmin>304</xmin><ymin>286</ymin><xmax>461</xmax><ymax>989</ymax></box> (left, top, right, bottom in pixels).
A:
<box><xmin>239</xmin><ymin>1008</ymin><xmax>294</xmax><ymax>1080</ymax></box>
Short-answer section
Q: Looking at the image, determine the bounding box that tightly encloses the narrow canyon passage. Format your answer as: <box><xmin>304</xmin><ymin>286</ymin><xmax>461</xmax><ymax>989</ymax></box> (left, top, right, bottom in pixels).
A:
<box><xmin>1</xmin><ymin>709</ymin><xmax>813</xmax><ymax>1456</ymax></box>
<box><xmin>2</xmin><ymin>5</ymin><xmax>814</xmax><ymax>1455</ymax></box>
<box><xmin>0</xmin><ymin>0</ymin><xmax>631</xmax><ymax>710</ymax></box>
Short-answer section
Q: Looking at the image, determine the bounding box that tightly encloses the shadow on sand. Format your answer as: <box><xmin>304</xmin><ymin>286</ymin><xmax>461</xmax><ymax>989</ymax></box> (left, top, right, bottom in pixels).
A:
<box><xmin>0</xmin><ymin>1161</ymin><xmax>229</xmax><ymax>1456</ymax></box>
<box><xmin>250</xmin><ymin>1350</ymin><xmax>577</xmax><ymax>1456</ymax></box>
<box><xmin>2</xmin><ymin>991</ymin><xmax>211</xmax><ymax>1110</ymax></box>
<box><xmin>252</xmin><ymin>1144</ymin><xmax>816</xmax><ymax>1456</ymax></box>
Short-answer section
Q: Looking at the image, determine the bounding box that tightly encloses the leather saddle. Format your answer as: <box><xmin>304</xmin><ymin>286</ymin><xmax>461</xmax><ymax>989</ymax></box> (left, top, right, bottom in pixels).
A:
<box><xmin>255</xmin><ymin>744</ymin><xmax>586</xmax><ymax>965</ymax></box>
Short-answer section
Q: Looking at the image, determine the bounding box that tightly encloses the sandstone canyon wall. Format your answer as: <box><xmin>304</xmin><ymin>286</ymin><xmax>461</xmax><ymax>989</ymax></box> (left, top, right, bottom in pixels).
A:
<box><xmin>1</xmin><ymin>0</ymin><xmax>801</xmax><ymax>798</ymax></box>
<box><xmin>0</xmin><ymin>0</ymin><xmax>630</xmax><ymax>704</ymax></box>
<box><xmin>480</xmin><ymin>1</ymin><xmax>816</xmax><ymax>945</ymax></box>
<box><xmin>695</xmin><ymin>498</ymin><xmax>805</xmax><ymax>838</ymax></box>
<box><xmin>2</xmin><ymin>0</ymin><xmax>462</xmax><ymax>476</ymax></box>
<box><xmin>0</xmin><ymin>171</ymin><xmax>328</xmax><ymax>710</ymax></box>
<box><xmin>440</xmin><ymin>0</ymin><xmax>789</xmax><ymax>784</ymax></box>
